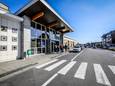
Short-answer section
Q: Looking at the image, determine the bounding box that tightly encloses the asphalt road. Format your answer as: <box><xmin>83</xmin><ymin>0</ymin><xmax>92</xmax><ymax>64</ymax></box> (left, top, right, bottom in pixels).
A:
<box><xmin>0</xmin><ymin>48</ymin><xmax>115</xmax><ymax>86</ymax></box>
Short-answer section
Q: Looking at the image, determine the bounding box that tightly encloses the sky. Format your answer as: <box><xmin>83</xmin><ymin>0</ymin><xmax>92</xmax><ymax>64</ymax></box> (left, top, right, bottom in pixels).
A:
<box><xmin>0</xmin><ymin>0</ymin><xmax>115</xmax><ymax>43</ymax></box>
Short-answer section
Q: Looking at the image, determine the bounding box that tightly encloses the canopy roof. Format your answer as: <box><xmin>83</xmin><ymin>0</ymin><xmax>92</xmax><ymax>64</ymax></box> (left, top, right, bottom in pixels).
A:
<box><xmin>15</xmin><ymin>0</ymin><xmax>73</xmax><ymax>33</ymax></box>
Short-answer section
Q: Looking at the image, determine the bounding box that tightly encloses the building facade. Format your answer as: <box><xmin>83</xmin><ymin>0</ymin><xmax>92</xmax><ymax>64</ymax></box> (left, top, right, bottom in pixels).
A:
<box><xmin>102</xmin><ymin>30</ymin><xmax>115</xmax><ymax>47</ymax></box>
<box><xmin>0</xmin><ymin>3</ymin><xmax>23</xmax><ymax>62</ymax></box>
<box><xmin>63</xmin><ymin>35</ymin><xmax>78</xmax><ymax>48</ymax></box>
<box><xmin>0</xmin><ymin>3</ymin><xmax>9</xmax><ymax>13</ymax></box>
<box><xmin>0</xmin><ymin>0</ymin><xmax>73</xmax><ymax>62</ymax></box>
<box><xmin>16</xmin><ymin>0</ymin><xmax>73</xmax><ymax>58</ymax></box>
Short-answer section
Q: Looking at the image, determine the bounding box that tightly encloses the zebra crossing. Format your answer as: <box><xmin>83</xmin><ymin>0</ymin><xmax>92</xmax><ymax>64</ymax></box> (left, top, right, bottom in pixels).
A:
<box><xmin>35</xmin><ymin>59</ymin><xmax>115</xmax><ymax>86</ymax></box>
<box><xmin>58</xmin><ymin>61</ymin><xmax>76</xmax><ymax>75</ymax></box>
<box><xmin>44</xmin><ymin>60</ymin><xmax>67</xmax><ymax>71</ymax></box>
<box><xmin>74</xmin><ymin>62</ymin><xmax>88</xmax><ymax>79</ymax></box>
<box><xmin>94</xmin><ymin>64</ymin><xmax>111</xmax><ymax>86</ymax></box>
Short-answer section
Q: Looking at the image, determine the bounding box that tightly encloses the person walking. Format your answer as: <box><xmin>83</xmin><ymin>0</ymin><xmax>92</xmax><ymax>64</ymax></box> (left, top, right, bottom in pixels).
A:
<box><xmin>64</xmin><ymin>44</ymin><xmax>68</xmax><ymax>52</ymax></box>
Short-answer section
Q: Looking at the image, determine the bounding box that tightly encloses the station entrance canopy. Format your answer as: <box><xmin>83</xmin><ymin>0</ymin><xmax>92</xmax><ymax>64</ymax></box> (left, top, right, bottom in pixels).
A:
<box><xmin>15</xmin><ymin>0</ymin><xmax>73</xmax><ymax>33</ymax></box>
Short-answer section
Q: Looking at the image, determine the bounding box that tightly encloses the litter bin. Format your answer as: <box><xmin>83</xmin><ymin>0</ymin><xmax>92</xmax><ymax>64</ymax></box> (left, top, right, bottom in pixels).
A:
<box><xmin>27</xmin><ymin>49</ymin><xmax>32</xmax><ymax>57</ymax></box>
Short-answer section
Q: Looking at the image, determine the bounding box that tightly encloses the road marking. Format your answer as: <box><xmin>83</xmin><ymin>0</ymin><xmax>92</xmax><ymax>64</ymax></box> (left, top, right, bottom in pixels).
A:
<box><xmin>108</xmin><ymin>65</ymin><xmax>115</xmax><ymax>74</ymax></box>
<box><xmin>42</xmin><ymin>61</ymin><xmax>76</xmax><ymax>86</ymax></box>
<box><xmin>94</xmin><ymin>64</ymin><xmax>111</xmax><ymax>86</ymax></box>
<box><xmin>58</xmin><ymin>61</ymin><xmax>76</xmax><ymax>75</ymax></box>
<box><xmin>55</xmin><ymin>52</ymin><xmax>69</xmax><ymax>59</ymax></box>
<box><xmin>35</xmin><ymin>59</ymin><xmax>58</xmax><ymax>69</ymax></box>
<box><xmin>71</xmin><ymin>49</ymin><xmax>85</xmax><ymax>61</ymax></box>
<box><xmin>44</xmin><ymin>60</ymin><xmax>67</xmax><ymax>71</ymax></box>
<box><xmin>74</xmin><ymin>62</ymin><xmax>88</xmax><ymax>79</ymax></box>
<box><xmin>41</xmin><ymin>73</ymin><xmax>58</xmax><ymax>86</ymax></box>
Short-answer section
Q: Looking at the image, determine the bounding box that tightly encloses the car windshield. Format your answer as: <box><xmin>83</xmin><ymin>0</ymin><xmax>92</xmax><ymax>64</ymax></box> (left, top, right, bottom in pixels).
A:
<box><xmin>74</xmin><ymin>46</ymin><xmax>80</xmax><ymax>48</ymax></box>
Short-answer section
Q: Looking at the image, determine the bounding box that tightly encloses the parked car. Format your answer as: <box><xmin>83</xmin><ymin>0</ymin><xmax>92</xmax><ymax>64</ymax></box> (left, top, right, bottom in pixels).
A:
<box><xmin>92</xmin><ymin>46</ymin><xmax>96</xmax><ymax>49</ymax></box>
<box><xmin>69</xmin><ymin>46</ymin><xmax>82</xmax><ymax>53</ymax></box>
<box><xmin>108</xmin><ymin>44</ymin><xmax>115</xmax><ymax>50</ymax></box>
<box><xmin>102</xmin><ymin>46</ymin><xmax>108</xmax><ymax>49</ymax></box>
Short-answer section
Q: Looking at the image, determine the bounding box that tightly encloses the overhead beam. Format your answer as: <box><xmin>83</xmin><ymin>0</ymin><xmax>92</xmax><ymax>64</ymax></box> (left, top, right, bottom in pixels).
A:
<box><xmin>62</xmin><ymin>30</ymin><xmax>70</xmax><ymax>33</ymax></box>
<box><xmin>59</xmin><ymin>29</ymin><xmax>70</xmax><ymax>33</ymax></box>
<box><xmin>46</xmin><ymin>21</ymin><xmax>59</xmax><ymax>28</ymax></box>
<box><xmin>55</xmin><ymin>26</ymin><xmax>65</xmax><ymax>31</ymax></box>
<box><xmin>32</xmin><ymin>12</ymin><xmax>44</xmax><ymax>21</ymax></box>
<box><xmin>59</xmin><ymin>28</ymin><xmax>68</xmax><ymax>32</ymax></box>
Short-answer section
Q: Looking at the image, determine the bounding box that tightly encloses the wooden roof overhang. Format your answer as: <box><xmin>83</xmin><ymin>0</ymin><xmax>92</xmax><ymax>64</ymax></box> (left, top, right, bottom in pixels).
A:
<box><xmin>15</xmin><ymin>0</ymin><xmax>73</xmax><ymax>33</ymax></box>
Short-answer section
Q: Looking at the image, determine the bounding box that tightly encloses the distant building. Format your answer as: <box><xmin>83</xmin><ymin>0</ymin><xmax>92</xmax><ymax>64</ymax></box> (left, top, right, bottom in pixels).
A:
<box><xmin>63</xmin><ymin>35</ymin><xmax>78</xmax><ymax>48</ymax></box>
<box><xmin>102</xmin><ymin>30</ymin><xmax>115</xmax><ymax>47</ymax></box>
<box><xmin>91</xmin><ymin>42</ymin><xmax>102</xmax><ymax>48</ymax></box>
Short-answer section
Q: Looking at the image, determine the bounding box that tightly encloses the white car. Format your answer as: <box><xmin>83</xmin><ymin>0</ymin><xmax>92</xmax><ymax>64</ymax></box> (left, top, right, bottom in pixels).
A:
<box><xmin>69</xmin><ymin>46</ymin><xmax>82</xmax><ymax>53</ymax></box>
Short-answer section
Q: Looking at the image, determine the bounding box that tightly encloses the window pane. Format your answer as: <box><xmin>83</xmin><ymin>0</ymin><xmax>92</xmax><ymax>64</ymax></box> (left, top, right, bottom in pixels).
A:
<box><xmin>37</xmin><ymin>39</ymin><xmax>41</xmax><ymax>47</ymax></box>
<box><xmin>31</xmin><ymin>22</ymin><xmax>36</xmax><ymax>28</ymax></box>
<box><xmin>0</xmin><ymin>45</ymin><xmax>7</xmax><ymax>51</ymax></box>
<box><xmin>12</xmin><ymin>37</ymin><xmax>17</xmax><ymax>42</ymax></box>
<box><xmin>37</xmin><ymin>48</ymin><xmax>41</xmax><ymax>53</ymax></box>
<box><xmin>0</xmin><ymin>36</ymin><xmax>7</xmax><ymax>41</ymax></box>
<box><xmin>31</xmin><ymin>39</ymin><xmax>36</xmax><ymax>48</ymax></box>
<box><xmin>12</xmin><ymin>28</ymin><xmax>17</xmax><ymax>33</ymax></box>
<box><xmin>1</xmin><ymin>25</ymin><xmax>8</xmax><ymax>32</ymax></box>
<box><xmin>12</xmin><ymin>45</ymin><xmax>17</xmax><ymax>50</ymax></box>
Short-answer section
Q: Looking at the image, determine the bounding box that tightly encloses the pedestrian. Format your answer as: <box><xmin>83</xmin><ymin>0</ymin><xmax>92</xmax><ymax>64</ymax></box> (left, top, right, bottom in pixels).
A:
<box><xmin>64</xmin><ymin>44</ymin><xmax>68</xmax><ymax>52</ymax></box>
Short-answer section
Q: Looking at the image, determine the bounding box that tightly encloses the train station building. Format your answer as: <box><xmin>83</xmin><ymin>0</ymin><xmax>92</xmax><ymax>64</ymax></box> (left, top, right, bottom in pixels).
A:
<box><xmin>16</xmin><ymin>0</ymin><xmax>73</xmax><ymax>58</ymax></box>
<box><xmin>0</xmin><ymin>0</ymin><xmax>73</xmax><ymax>62</ymax></box>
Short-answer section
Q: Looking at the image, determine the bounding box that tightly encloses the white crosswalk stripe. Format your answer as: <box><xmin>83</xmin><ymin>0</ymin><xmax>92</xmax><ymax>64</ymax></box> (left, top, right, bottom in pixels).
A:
<box><xmin>108</xmin><ymin>65</ymin><xmax>115</xmax><ymax>74</ymax></box>
<box><xmin>94</xmin><ymin>64</ymin><xmax>111</xmax><ymax>86</ymax></box>
<box><xmin>42</xmin><ymin>61</ymin><xmax>76</xmax><ymax>86</ymax></box>
<box><xmin>44</xmin><ymin>60</ymin><xmax>67</xmax><ymax>71</ymax></box>
<box><xmin>58</xmin><ymin>61</ymin><xmax>76</xmax><ymax>75</ymax></box>
<box><xmin>42</xmin><ymin>73</ymin><xmax>58</xmax><ymax>86</ymax></box>
<box><xmin>74</xmin><ymin>62</ymin><xmax>88</xmax><ymax>79</ymax></box>
<box><xmin>35</xmin><ymin>59</ymin><xmax>58</xmax><ymax>69</ymax></box>
<box><xmin>35</xmin><ymin>59</ymin><xmax>115</xmax><ymax>86</ymax></box>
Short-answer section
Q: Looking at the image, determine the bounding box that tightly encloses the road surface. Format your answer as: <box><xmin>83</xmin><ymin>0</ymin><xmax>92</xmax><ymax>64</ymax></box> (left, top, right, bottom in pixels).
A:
<box><xmin>0</xmin><ymin>48</ymin><xmax>115</xmax><ymax>86</ymax></box>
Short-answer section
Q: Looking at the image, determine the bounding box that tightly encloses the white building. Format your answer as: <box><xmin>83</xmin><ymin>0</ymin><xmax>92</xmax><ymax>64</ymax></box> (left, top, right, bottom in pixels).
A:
<box><xmin>0</xmin><ymin>3</ymin><xmax>23</xmax><ymax>62</ymax></box>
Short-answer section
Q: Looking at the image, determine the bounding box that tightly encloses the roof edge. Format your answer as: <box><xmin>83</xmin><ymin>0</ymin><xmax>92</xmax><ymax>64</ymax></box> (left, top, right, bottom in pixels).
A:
<box><xmin>0</xmin><ymin>11</ymin><xmax>23</xmax><ymax>21</ymax></box>
<box><xmin>40</xmin><ymin>0</ymin><xmax>73</xmax><ymax>32</ymax></box>
<box><xmin>15</xmin><ymin>0</ymin><xmax>74</xmax><ymax>32</ymax></box>
<box><xmin>15</xmin><ymin>0</ymin><xmax>38</xmax><ymax>15</ymax></box>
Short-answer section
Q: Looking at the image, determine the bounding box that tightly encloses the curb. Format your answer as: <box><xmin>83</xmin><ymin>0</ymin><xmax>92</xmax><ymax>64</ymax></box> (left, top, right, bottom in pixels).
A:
<box><xmin>0</xmin><ymin>53</ymin><xmax>66</xmax><ymax>78</ymax></box>
<box><xmin>0</xmin><ymin>63</ymin><xmax>38</xmax><ymax>78</ymax></box>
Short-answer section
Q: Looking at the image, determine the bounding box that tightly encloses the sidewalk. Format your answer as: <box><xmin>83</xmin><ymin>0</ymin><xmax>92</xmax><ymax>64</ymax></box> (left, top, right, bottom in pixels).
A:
<box><xmin>0</xmin><ymin>52</ymin><xmax>68</xmax><ymax>78</ymax></box>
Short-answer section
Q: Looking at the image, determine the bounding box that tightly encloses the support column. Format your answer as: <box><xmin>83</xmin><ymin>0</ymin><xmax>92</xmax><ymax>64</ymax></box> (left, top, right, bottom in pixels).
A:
<box><xmin>17</xmin><ymin>22</ymin><xmax>24</xmax><ymax>59</ymax></box>
<box><xmin>17</xmin><ymin>15</ymin><xmax>31</xmax><ymax>59</ymax></box>
<box><xmin>60</xmin><ymin>33</ymin><xmax>64</xmax><ymax>45</ymax></box>
<box><xmin>23</xmin><ymin>16</ymin><xmax>31</xmax><ymax>56</ymax></box>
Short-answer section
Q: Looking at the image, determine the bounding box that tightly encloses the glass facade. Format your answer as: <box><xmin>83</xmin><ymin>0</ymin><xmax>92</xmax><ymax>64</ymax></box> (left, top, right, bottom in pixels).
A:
<box><xmin>31</xmin><ymin>21</ymin><xmax>61</xmax><ymax>54</ymax></box>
